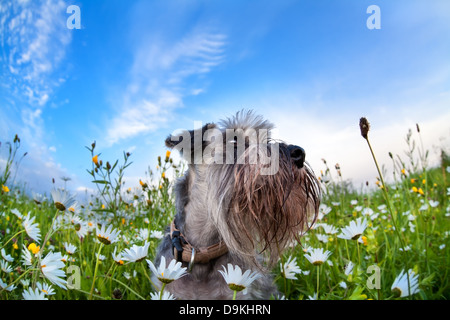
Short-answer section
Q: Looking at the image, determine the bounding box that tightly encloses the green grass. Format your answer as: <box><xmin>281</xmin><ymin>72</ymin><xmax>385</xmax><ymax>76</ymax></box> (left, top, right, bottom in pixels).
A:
<box><xmin>0</xmin><ymin>126</ymin><xmax>449</xmax><ymax>300</ymax></box>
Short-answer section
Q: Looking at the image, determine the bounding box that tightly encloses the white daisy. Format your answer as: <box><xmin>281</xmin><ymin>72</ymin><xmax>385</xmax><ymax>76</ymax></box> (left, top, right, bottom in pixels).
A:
<box><xmin>361</xmin><ymin>207</ymin><xmax>374</xmax><ymax>217</ymax></box>
<box><xmin>22</xmin><ymin>287</ymin><xmax>48</xmax><ymax>300</ymax></box>
<box><xmin>428</xmin><ymin>200</ymin><xmax>439</xmax><ymax>208</ymax></box>
<box><xmin>318</xmin><ymin>223</ymin><xmax>338</xmax><ymax>235</ymax></box>
<box><xmin>304</xmin><ymin>247</ymin><xmax>332</xmax><ymax>266</ymax></box>
<box><xmin>147</xmin><ymin>256</ymin><xmax>187</xmax><ymax>284</ymax></box>
<box><xmin>63</xmin><ymin>242</ymin><xmax>77</xmax><ymax>255</ymax></box>
<box><xmin>112</xmin><ymin>247</ymin><xmax>125</xmax><ymax>265</ymax></box>
<box><xmin>218</xmin><ymin>264</ymin><xmax>261</xmax><ymax>294</ymax></box>
<box><xmin>280</xmin><ymin>256</ymin><xmax>302</xmax><ymax>280</ymax></box>
<box><xmin>338</xmin><ymin>217</ymin><xmax>367</xmax><ymax>240</ymax></box>
<box><xmin>22</xmin><ymin>215</ymin><xmax>41</xmax><ymax>242</ymax></box>
<box><xmin>1</xmin><ymin>260</ymin><xmax>13</xmax><ymax>273</ymax></box>
<box><xmin>1</xmin><ymin>248</ymin><xmax>14</xmax><ymax>262</ymax></box>
<box><xmin>150</xmin><ymin>290</ymin><xmax>176</xmax><ymax>300</ymax></box>
<box><xmin>391</xmin><ymin>269</ymin><xmax>419</xmax><ymax>298</ymax></box>
<box><xmin>75</xmin><ymin>220</ymin><xmax>89</xmax><ymax>239</ymax></box>
<box><xmin>307</xmin><ymin>292</ymin><xmax>318</xmax><ymax>300</ymax></box>
<box><xmin>150</xmin><ymin>230</ymin><xmax>164</xmax><ymax>239</ymax></box>
<box><xmin>96</xmin><ymin>253</ymin><xmax>106</xmax><ymax>261</ymax></box>
<box><xmin>0</xmin><ymin>278</ymin><xmax>16</xmax><ymax>291</ymax></box>
<box><xmin>121</xmin><ymin>241</ymin><xmax>150</xmax><ymax>263</ymax></box>
<box><xmin>51</xmin><ymin>188</ymin><xmax>77</xmax><ymax>211</ymax></box>
<box><xmin>36</xmin><ymin>282</ymin><xmax>55</xmax><ymax>295</ymax></box>
<box><xmin>96</xmin><ymin>224</ymin><xmax>120</xmax><ymax>245</ymax></box>
<box><xmin>137</xmin><ymin>228</ymin><xmax>150</xmax><ymax>241</ymax></box>
<box><xmin>344</xmin><ymin>261</ymin><xmax>354</xmax><ymax>276</ymax></box>
<box><xmin>21</xmin><ymin>244</ymin><xmax>33</xmax><ymax>266</ymax></box>
<box><xmin>316</xmin><ymin>234</ymin><xmax>330</xmax><ymax>243</ymax></box>
<box><xmin>10</xmin><ymin>208</ymin><xmax>23</xmax><ymax>220</ymax></box>
<box><xmin>40</xmin><ymin>251</ymin><xmax>67</xmax><ymax>289</ymax></box>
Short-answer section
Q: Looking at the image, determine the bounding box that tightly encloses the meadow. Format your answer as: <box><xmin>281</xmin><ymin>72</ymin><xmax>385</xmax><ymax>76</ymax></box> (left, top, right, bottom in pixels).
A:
<box><xmin>0</xmin><ymin>120</ymin><xmax>449</xmax><ymax>300</ymax></box>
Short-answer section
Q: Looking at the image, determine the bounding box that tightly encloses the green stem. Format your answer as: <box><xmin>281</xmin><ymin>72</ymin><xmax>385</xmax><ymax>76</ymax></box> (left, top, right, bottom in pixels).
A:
<box><xmin>345</xmin><ymin>240</ymin><xmax>351</xmax><ymax>262</ymax></box>
<box><xmin>0</xmin><ymin>268</ymin><xmax>39</xmax><ymax>293</ymax></box>
<box><xmin>317</xmin><ymin>265</ymin><xmax>320</xmax><ymax>300</ymax></box>
<box><xmin>89</xmin><ymin>243</ymin><xmax>104</xmax><ymax>300</ymax></box>
<box><xmin>0</xmin><ymin>230</ymin><xmax>25</xmax><ymax>250</ymax></box>
<box><xmin>101</xmin><ymin>275</ymin><xmax>146</xmax><ymax>300</ymax></box>
<box><xmin>233</xmin><ymin>290</ymin><xmax>237</xmax><ymax>300</ymax></box>
<box><xmin>141</xmin><ymin>262</ymin><xmax>157</xmax><ymax>291</ymax></box>
<box><xmin>365</xmin><ymin>137</ymin><xmax>411</xmax><ymax>296</ymax></box>
<box><xmin>160</xmin><ymin>283</ymin><xmax>166</xmax><ymax>300</ymax></box>
<box><xmin>356</xmin><ymin>240</ymin><xmax>361</xmax><ymax>265</ymax></box>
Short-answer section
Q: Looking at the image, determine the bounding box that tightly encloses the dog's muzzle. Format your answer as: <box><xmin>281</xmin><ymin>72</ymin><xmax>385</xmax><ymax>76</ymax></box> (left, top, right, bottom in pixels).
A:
<box><xmin>287</xmin><ymin>144</ymin><xmax>306</xmax><ymax>168</ymax></box>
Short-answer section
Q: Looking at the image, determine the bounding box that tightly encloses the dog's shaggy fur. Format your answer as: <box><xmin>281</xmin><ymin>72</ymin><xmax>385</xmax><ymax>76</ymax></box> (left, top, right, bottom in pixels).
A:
<box><xmin>154</xmin><ymin>110</ymin><xmax>320</xmax><ymax>299</ymax></box>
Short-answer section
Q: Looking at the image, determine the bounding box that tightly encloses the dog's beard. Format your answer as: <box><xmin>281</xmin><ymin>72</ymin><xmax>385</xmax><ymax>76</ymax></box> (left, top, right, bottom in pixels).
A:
<box><xmin>207</xmin><ymin>145</ymin><xmax>321</xmax><ymax>267</ymax></box>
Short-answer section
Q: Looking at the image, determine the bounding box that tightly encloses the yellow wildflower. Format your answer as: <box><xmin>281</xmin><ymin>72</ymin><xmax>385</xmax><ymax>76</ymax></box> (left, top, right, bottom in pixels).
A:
<box><xmin>422</xmin><ymin>179</ymin><xmax>426</xmax><ymax>185</ymax></box>
<box><xmin>412</xmin><ymin>186</ymin><xmax>418</xmax><ymax>193</ymax></box>
<box><xmin>418</xmin><ymin>188</ymin><xmax>424</xmax><ymax>195</ymax></box>
<box><xmin>401</xmin><ymin>168</ymin><xmax>406</xmax><ymax>175</ymax></box>
<box><xmin>28</xmin><ymin>243</ymin><xmax>40</xmax><ymax>255</ymax></box>
<box><xmin>162</xmin><ymin>172</ymin><xmax>166</xmax><ymax>179</ymax></box>
<box><xmin>411</xmin><ymin>178</ymin><xmax>417</xmax><ymax>183</ymax></box>
<box><xmin>361</xmin><ymin>236</ymin><xmax>368</xmax><ymax>246</ymax></box>
<box><xmin>92</xmin><ymin>155</ymin><xmax>99</xmax><ymax>165</ymax></box>
<box><xmin>13</xmin><ymin>243</ymin><xmax>18</xmax><ymax>250</ymax></box>
<box><xmin>165</xmin><ymin>150</ymin><xmax>171</xmax><ymax>162</ymax></box>
<box><xmin>1</xmin><ymin>185</ymin><xmax>9</xmax><ymax>193</ymax></box>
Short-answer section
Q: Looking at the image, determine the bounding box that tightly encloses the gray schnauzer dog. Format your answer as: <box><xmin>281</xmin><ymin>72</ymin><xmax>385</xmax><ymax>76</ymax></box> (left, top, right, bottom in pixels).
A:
<box><xmin>154</xmin><ymin>110</ymin><xmax>320</xmax><ymax>299</ymax></box>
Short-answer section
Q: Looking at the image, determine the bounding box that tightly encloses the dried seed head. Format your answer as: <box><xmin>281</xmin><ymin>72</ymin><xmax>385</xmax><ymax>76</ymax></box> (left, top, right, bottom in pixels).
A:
<box><xmin>416</xmin><ymin>123</ymin><xmax>420</xmax><ymax>133</ymax></box>
<box><xmin>359</xmin><ymin>117</ymin><xmax>370</xmax><ymax>139</ymax></box>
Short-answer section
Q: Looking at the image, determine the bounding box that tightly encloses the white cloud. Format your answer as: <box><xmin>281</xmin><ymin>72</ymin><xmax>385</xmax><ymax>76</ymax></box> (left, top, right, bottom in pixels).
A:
<box><xmin>104</xmin><ymin>28</ymin><xmax>227</xmax><ymax>146</ymax></box>
<box><xmin>0</xmin><ymin>0</ymin><xmax>71</xmax><ymax>106</ymax></box>
<box><xmin>0</xmin><ymin>0</ymin><xmax>74</xmax><ymax>195</ymax></box>
<box><xmin>266</xmin><ymin>101</ymin><xmax>450</xmax><ymax>188</ymax></box>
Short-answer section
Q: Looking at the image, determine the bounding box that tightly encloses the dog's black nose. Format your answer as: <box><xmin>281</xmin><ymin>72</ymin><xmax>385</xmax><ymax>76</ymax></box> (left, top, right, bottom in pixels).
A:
<box><xmin>288</xmin><ymin>145</ymin><xmax>305</xmax><ymax>168</ymax></box>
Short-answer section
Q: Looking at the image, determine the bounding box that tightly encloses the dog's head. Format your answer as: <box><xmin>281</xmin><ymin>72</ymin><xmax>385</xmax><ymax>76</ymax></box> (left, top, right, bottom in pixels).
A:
<box><xmin>166</xmin><ymin>110</ymin><xmax>321</xmax><ymax>265</ymax></box>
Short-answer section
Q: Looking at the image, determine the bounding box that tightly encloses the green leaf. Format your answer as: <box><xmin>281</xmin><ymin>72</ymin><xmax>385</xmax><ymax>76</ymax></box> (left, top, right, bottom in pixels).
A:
<box><xmin>91</xmin><ymin>180</ymin><xmax>109</xmax><ymax>185</ymax></box>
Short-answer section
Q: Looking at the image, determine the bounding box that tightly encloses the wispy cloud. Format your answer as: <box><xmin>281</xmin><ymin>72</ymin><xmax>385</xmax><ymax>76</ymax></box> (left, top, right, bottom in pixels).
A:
<box><xmin>104</xmin><ymin>29</ymin><xmax>227</xmax><ymax>146</ymax></box>
<box><xmin>0</xmin><ymin>0</ymin><xmax>71</xmax><ymax>106</ymax></box>
<box><xmin>0</xmin><ymin>0</ymin><xmax>74</xmax><ymax>193</ymax></box>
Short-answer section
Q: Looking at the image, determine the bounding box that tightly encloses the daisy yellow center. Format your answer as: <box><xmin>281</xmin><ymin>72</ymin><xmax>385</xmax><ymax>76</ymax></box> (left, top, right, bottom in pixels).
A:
<box><xmin>312</xmin><ymin>260</ymin><xmax>324</xmax><ymax>266</ymax></box>
<box><xmin>55</xmin><ymin>201</ymin><xmax>66</xmax><ymax>211</ymax></box>
<box><xmin>97</xmin><ymin>235</ymin><xmax>111</xmax><ymax>245</ymax></box>
<box><xmin>158</xmin><ymin>276</ymin><xmax>174</xmax><ymax>284</ymax></box>
<box><xmin>42</xmin><ymin>289</ymin><xmax>48</xmax><ymax>294</ymax></box>
<box><xmin>228</xmin><ymin>283</ymin><xmax>246</xmax><ymax>292</ymax></box>
<box><xmin>351</xmin><ymin>234</ymin><xmax>362</xmax><ymax>240</ymax></box>
<box><xmin>392</xmin><ymin>287</ymin><xmax>402</xmax><ymax>298</ymax></box>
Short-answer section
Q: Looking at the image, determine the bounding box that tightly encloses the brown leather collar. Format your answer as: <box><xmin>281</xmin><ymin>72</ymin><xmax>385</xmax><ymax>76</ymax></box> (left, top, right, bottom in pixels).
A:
<box><xmin>170</xmin><ymin>220</ymin><xmax>228</xmax><ymax>267</ymax></box>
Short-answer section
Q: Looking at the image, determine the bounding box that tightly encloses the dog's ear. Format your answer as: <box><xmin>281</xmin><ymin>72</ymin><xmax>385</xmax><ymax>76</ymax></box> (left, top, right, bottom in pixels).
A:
<box><xmin>165</xmin><ymin>123</ymin><xmax>217</xmax><ymax>162</ymax></box>
<box><xmin>165</xmin><ymin>133</ymin><xmax>182</xmax><ymax>149</ymax></box>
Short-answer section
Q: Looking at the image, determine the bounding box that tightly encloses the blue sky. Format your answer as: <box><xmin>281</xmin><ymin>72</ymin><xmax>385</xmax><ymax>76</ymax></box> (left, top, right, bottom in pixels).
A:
<box><xmin>1</xmin><ymin>0</ymin><xmax>450</xmax><ymax>196</ymax></box>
